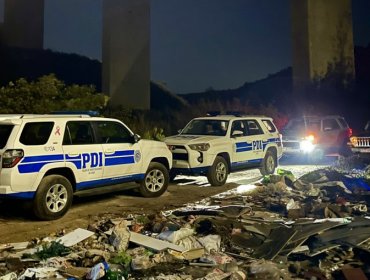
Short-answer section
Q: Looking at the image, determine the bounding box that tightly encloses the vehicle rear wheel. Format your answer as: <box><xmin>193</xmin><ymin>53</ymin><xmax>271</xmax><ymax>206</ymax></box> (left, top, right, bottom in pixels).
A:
<box><xmin>260</xmin><ymin>150</ymin><xmax>276</xmax><ymax>176</ymax></box>
<box><xmin>139</xmin><ymin>162</ymin><xmax>169</xmax><ymax>197</ymax></box>
<box><xmin>33</xmin><ymin>175</ymin><xmax>73</xmax><ymax>221</ymax></box>
<box><xmin>339</xmin><ymin>139</ymin><xmax>351</xmax><ymax>157</ymax></box>
<box><xmin>206</xmin><ymin>156</ymin><xmax>229</xmax><ymax>186</ymax></box>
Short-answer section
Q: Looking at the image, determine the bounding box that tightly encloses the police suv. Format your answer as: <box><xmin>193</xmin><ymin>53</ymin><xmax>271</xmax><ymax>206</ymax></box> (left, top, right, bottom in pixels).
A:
<box><xmin>0</xmin><ymin>112</ymin><xmax>172</xmax><ymax>220</ymax></box>
<box><xmin>164</xmin><ymin>112</ymin><xmax>283</xmax><ymax>186</ymax></box>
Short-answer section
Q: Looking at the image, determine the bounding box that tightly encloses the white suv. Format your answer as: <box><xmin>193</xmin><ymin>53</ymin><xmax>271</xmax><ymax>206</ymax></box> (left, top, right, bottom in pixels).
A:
<box><xmin>0</xmin><ymin>112</ymin><xmax>172</xmax><ymax>220</ymax></box>
<box><xmin>164</xmin><ymin>113</ymin><xmax>282</xmax><ymax>186</ymax></box>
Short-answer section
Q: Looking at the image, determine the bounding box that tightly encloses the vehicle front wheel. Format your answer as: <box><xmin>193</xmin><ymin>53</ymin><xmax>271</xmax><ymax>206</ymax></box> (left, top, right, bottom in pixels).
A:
<box><xmin>206</xmin><ymin>156</ymin><xmax>229</xmax><ymax>186</ymax></box>
<box><xmin>33</xmin><ymin>175</ymin><xmax>73</xmax><ymax>221</ymax></box>
<box><xmin>260</xmin><ymin>150</ymin><xmax>276</xmax><ymax>176</ymax></box>
<box><xmin>139</xmin><ymin>162</ymin><xmax>169</xmax><ymax>197</ymax></box>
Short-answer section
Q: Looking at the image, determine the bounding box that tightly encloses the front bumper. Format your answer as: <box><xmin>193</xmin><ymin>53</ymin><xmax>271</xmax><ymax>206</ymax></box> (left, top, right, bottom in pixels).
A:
<box><xmin>0</xmin><ymin>185</ymin><xmax>35</xmax><ymax>200</ymax></box>
<box><xmin>170</xmin><ymin>148</ymin><xmax>212</xmax><ymax>176</ymax></box>
<box><xmin>283</xmin><ymin>141</ymin><xmax>316</xmax><ymax>155</ymax></box>
<box><xmin>351</xmin><ymin>147</ymin><xmax>370</xmax><ymax>154</ymax></box>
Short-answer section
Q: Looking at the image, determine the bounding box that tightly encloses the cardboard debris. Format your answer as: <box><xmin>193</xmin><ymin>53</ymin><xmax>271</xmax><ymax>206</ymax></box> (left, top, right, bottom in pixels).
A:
<box><xmin>129</xmin><ymin>231</ymin><xmax>186</xmax><ymax>252</ymax></box>
<box><xmin>56</xmin><ymin>228</ymin><xmax>95</xmax><ymax>247</ymax></box>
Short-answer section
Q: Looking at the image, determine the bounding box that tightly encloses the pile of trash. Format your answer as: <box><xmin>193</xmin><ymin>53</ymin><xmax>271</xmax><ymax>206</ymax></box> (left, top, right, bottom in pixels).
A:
<box><xmin>2</xmin><ymin>168</ymin><xmax>370</xmax><ymax>279</ymax></box>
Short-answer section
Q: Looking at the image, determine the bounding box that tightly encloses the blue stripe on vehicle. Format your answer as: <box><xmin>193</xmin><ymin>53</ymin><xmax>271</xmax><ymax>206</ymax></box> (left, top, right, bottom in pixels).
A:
<box><xmin>236</xmin><ymin>147</ymin><xmax>253</xmax><ymax>153</ymax></box>
<box><xmin>22</xmin><ymin>154</ymin><xmax>64</xmax><ymax>163</ymax></box>
<box><xmin>171</xmin><ymin>166</ymin><xmax>211</xmax><ymax>175</ymax></box>
<box><xmin>236</xmin><ymin>142</ymin><xmax>252</xmax><ymax>148</ymax></box>
<box><xmin>0</xmin><ymin>191</ymin><xmax>36</xmax><ymax>200</ymax></box>
<box><xmin>105</xmin><ymin>150</ymin><xmax>134</xmax><ymax>158</ymax></box>
<box><xmin>66</xmin><ymin>160</ymin><xmax>82</xmax><ymax>169</ymax></box>
<box><xmin>18</xmin><ymin>162</ymin><xmax>56</xmax><ymax>173</ymax></box>
<box><xmin>105</xmin><ymin>156</ymin><xmax>135</xmax><ymax>166</ymax></box>
<box><xmin>76</xmin><ymin>173</ymin><xmax>145</xmax><ymax>191</ymax></box>
<box><xmin>232</xmin><ymin>159</ymin><xmax>263</xmax><ymax>166</ymax></box>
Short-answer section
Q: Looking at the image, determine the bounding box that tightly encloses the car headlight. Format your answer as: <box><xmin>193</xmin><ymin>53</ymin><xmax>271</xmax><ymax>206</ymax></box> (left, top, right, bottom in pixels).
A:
<box><xmin>350</xmin><ymin>136</ymin><xmax>358</xmax><ymax>146</ymax></box>
<box><xmin>300</xmin><ymin>141</ymin><xmax>315</xmax><ymax>152</ymax></box>
<box><xmin>301</xmin><ymin>135</ymin><xmax>315</xmax><ymax>142</ymax></box>
<box><xmin>189</xmin><ymin>143</ymin><xmax>210</xmax><ymax>151</ymax></box>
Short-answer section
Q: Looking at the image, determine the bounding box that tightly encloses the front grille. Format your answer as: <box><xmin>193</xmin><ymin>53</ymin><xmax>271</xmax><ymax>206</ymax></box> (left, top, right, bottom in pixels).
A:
<box><xmin>355</xmin><ymin>137</ymin><xmax>370</xmax><ymax>147</ymax></box>
<box><xmin>172</xmin><ymin>153</ymin><xmax>189</xmax><ymax>161</ymax></box>
<box><xmin>283</xmin><ymin>137</ymin><xmax>298</xmax><ymax>141</ymax></box>
<box><xmin>283</xmin><ymin>142</ymin><xmax>300</xmax><ymax>149</ymax></box>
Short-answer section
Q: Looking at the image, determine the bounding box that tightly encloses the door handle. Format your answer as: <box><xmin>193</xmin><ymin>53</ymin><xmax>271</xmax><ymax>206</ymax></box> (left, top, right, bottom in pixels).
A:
<box><xmin>68</xmin><ymin>152</ymin><xmax>79</xmax><ymax>157</ymax></box>
<box><xmin>105</xmin><ymin>149</ymin><xmax>115</xmax><ymax>155</ymax></box>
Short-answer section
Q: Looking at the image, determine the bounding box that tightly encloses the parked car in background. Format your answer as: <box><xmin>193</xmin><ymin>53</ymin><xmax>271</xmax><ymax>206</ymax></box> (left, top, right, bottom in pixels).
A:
<box><xmin>281</xmin><ymin>115</ymin><xmax>352</xmax><ymax>158</ymax></box>
<box><xmin>164</xmin><ymin>112</ymin><xmax>283</xmax><ymax>186</ymax></box>
<box><xmin>349</xmin><ymin>120</ymin><xmax>370</xmax><ymax>157</ymax></box>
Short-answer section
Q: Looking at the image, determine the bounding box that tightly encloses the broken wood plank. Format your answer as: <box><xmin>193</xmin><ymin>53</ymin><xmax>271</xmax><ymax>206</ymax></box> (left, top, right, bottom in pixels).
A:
<box><xmin>230</xmin><ymin>233</ymin><xmax>263</xmax><ymax>249</ymax></box>
<box><xmin>253</xmin><ymin>227</ymin><xmax>297</xmax><ymax>260</ymax></box>
<box><xmin>308</xmin><ymin>244</ymin><xmax>341</xmax><ymax>257</ymax></box>
<box><xmin>318</xmin><ymin>227</ymin><xmax>370</xmax><ymax>243</ymax></box>
<box><xmin>342</xmin><ymin>268</ymin><xmax>368</xmax><ymax>280</ymax></box>
<box><xmin>290</xmin><ymin>222</ymin><xmax>342</xmax><ymax>243</ymax></box>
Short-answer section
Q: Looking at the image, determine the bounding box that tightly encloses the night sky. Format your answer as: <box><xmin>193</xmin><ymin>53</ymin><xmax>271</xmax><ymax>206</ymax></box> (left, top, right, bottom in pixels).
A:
<box><xmin>0</xmin><ymin>0</ymin><xmax>370</xmax><ymax>94</ymax></box>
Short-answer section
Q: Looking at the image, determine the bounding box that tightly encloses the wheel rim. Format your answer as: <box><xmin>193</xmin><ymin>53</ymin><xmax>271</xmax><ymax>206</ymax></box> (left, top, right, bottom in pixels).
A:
<box><xmin>267</xmin><ymin>156</ymin><xmax>275</xmax><ymax>172</ymax></box>
<box><xmin>145</xmin><ymin>169</ymin><xmax>165</xmax><ymax>192</ymax></box>
<box><xmin>46</xmin><ymin>184</ymin><xmax>68</xmax><ymax>213</ymax></box>
<box><xmin>215</xmin><ymin>162</ymin><xmax>227</xmax><ymax>182</ymax></box>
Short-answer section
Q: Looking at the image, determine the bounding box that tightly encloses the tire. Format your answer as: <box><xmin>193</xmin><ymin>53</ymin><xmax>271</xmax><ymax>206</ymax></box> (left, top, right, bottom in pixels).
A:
<box><xmin>339</xmin><ymin>139</ymin><xmax>351</xmax><ymax>158</ymax></box>
<box><xmin>260</xmin><ymin>150</ymin><xmax>276</xmax><ymax>176</ymax></box>
<box><xmin>206</xmin><ymin>156</ymin><xmax>229</xmax><ymax>186</ymax></box>
<box><xmin>33</xmin><ymin>175</ymin><xmax>73</xmax><ymax>221</ymax></box>
<box><xmin>139</xmin><ymin>162</ymin><xmax>169</xmax><ymax>198</ymax></box>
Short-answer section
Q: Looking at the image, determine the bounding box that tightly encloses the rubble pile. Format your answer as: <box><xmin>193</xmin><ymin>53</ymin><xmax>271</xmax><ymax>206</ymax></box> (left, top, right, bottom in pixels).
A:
<box><xmin>1</xmin><ymin>169</ymin><xmax>370</xmax><ymax>279</ymax></box>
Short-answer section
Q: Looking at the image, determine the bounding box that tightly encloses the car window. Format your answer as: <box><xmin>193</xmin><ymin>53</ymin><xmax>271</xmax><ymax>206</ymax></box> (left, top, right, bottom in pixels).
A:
<box><xmin>323</xmin><ymin>119</ymin><xmax>340</xmax><ymax>131</ymax></box>
<box><xmin>231</xmin><ymin>120</ymin><xmax>247</xmax><ymax>137</ymax></box>
<box><xmin>245</xmin><ymin>120</ymin><xmax>264</xmax><ymax>135</ymax></box>
<box><xmin>63</xmin><ymin>121</ymin><xmax>95</xmax><ymax>145</ymax></box>
<box><xmin>182</xmin><ymin>120</ymin><xmax>229</xmax><ymax>136</ymax></box>
<box><xmin>262</xmin><ymin>120</ymin><xmax>276</xmax><ymax>132</ymax></box>
<box><xmin>337</xmin><ymin>118</ymin><xmax>348</xmax><ymax>128</ymax></box>
<box><xmin>19</xmin><ymin>122</ymin><xmax>54</xmax><ymax>145</ymax></box>
<box><xmin>0</xmin><ymin>125</ymin><xmax>14</xmax><ymax>149</ymax></box>
<box><xmin>95</xmin><ymin>121</ymin><xmax>132</xmax><ymax>144</ymax></box>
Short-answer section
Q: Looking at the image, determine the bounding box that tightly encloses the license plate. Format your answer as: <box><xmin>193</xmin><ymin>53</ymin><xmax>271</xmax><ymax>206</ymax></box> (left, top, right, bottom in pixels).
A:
<box><xmin>283</xmin><ymin>147</ymin><xmax>292</xmax><ymax>151</ymax></box>
<box><xmin>360</xmin><ymin>148</ymin><xmax>370</xmax><ymax>153</ymax></box>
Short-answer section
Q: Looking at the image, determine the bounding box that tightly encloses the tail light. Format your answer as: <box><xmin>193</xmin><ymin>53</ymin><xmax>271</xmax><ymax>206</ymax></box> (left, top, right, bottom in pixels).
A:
<box><xmin>349</xmin><ymin>128</ymin><xmax>353</xmax><ymax>137</ymax></box>
<box><xmin>2</xmin><ymin>150</ymin><xmax>24</xmax><ymax>168</ymax></box>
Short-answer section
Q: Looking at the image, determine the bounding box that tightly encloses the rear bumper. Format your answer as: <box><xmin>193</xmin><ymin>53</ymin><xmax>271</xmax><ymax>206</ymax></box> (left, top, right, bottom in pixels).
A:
<box><xmin>0</xmin><ymin>186</ymin><xmax>35</xmax><ymax>200</ymax></box>
<box><xmin>351</xmin><ymin>147</ymin><xmax>370</xmax><ymax>154</ymax></box>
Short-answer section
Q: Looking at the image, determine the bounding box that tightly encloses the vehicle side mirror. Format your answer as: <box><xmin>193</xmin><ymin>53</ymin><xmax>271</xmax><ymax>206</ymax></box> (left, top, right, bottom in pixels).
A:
<box><xmin>133</xmin><ymin>134</ymin><xmax>141</xmax><ymax>143</ymax></box>
<box><xmin>232</xmin><ymin>130</ymin><xmax>244</xmax><ymax>137</ymax></box>
<box><xmin>324</xmin><ymin>127</ymin><xmax>332</xmax><ymax>131</ymax></box>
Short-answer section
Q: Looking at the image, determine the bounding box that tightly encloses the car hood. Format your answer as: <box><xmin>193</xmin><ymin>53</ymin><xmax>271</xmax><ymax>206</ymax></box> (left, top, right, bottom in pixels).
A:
<box><xmin>164</xmin><ymin>134</ymin><xmax>222</xmax><ymax>145</ymax></box>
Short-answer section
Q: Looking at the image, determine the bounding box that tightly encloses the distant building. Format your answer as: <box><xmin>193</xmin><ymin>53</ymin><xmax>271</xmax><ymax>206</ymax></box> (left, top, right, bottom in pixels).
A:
<box><xmin>102</xmin><ymin>0</ymin><xmax>151</xmax><ymax>109</ymax></box>
<box><xmin>3</xmin><ymin>0</ymin><xmax>44</xmax><ymax>49</ymax></box>
<box><xmin>290</xmin><ymin>0</ymin><xmax>355</xmax><ymax>86</ymax></box>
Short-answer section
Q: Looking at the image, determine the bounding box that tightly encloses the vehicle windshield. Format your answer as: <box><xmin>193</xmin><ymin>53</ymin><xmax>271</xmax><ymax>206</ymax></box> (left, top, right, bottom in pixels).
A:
<box><xmin>0</xmin><ymin>125</ymin><xmax>14</xmax><ymax>149</ymax></box>
<box><xmin>181</xmin><ymin>119</ymin><xmax>229</xmax><ymax>136</ymax></box>
<box><xmin>284</xmin><ymin>119</ymin><xmax>320</xmax><ymax>131</ymax></box>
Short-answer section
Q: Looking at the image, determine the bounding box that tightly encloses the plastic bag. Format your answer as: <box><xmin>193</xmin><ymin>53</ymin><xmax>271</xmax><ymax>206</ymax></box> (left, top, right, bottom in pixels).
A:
<box><xmin>199</xmin><ymin>253</ymin><xmax>233</xmax><ymax>265</ymax></box>
<box><xmin>131</xmin><ymin>256</ymin><xmax>154</xmax><ymax>270</ymax></box>
<box><xmin>86</xmin><ymin>262</ymin><xmax>109</xmax><ymax>280</ymax></box>
<box><xmin>249</xmin><ymin>260</ymin><xmax>291</xmax><ymax>280</ymax></box>
<box><xmin>198</xmin><ymin>235</ymin><xmax>221</xmax><ymax>254</ymax></box>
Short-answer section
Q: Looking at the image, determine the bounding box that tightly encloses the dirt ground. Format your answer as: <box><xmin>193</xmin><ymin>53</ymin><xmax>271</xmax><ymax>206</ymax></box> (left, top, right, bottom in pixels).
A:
<box><xmin>0</xmin><ymin>177</ymin><xmax>258</xmax><ymax>244</ymax></box>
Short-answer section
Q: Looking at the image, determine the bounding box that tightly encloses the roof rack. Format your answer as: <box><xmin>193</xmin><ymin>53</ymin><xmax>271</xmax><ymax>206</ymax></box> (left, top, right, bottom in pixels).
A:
<box><xmin>206</xmin><ymin>111</ymin><xmax>244</xmax><ymax>117</ymax></box>
<box><xmin>52</xmin><ymin>111</ymin><xmax>99</xmax><ymax>116</ymax></box>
